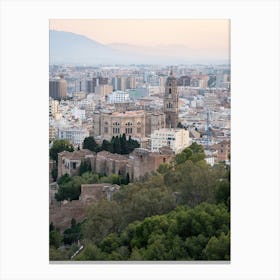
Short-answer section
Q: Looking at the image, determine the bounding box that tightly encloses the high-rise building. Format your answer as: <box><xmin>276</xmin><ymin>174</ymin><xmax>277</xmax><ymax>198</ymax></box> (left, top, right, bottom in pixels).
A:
<box><xmin>49</xmin><ymin>75</ymin><xmax>67</xmax><ymax>100</ymax></box>
<box><xmin>95</xmin><ymin>84</ymin><xmax>113</xmax><ymax>102</ymax></box>
<box><xmin>163</xmin><ymin>70</ymin><xmax>178</xmax><ymax>128</ymax></box>
<box><xmin>177</xmin><ymin>75</ymin><xmax>191</xmax><ymax>86</ymax></box>
<box><xmin>86</xmin><ymin>79</ymin><xmax>94</xmax><ymax>93</ymax></box>
<box><xmin>117</xmin><ymin>76</ymin><xmax>127</xmax><ymax>91</ymax></box>
<box><xmin>112</xmin><ymin>76</ymin><xmax>127</xmax><ymax>91</ymax></box>
<box><xmin>86</xmin><ymin>77</ymin><xmax>108</xmax><ymax>93</ymax></box>
<box><xmin>126</xmin><ymin>76</ymin><xmax>136</xmax><ymax>89</ymax></box>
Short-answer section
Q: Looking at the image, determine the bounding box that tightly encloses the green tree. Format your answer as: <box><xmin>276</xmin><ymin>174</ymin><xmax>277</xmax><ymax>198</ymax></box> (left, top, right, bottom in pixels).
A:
<box><xmin>100</xmin><ymin>233</ymin><xmax>120</xmax><ymax>254</ymax></box>
<box><xmin>127</xmin><ymin>135</ymin><xmax>140</xmax><ymax>153</ymax></box>
<box><xmin>57</xmin><ymin>173</ymin><xmax>71</xmax><ymax>185</ymax></box>
<box><xmin>205</xmin><ymin>232</ymin><xmax>230</xmax><ymax>260</ymax></box>
<box><xmin>157</xmin><ymin>163</ymin><xmax>171</xmax><ymax>174</ymax></box>
<box><xmin>55</xmin><ymin>176</ymin><xmax>85</xmax><ymax>201</ymax></box>
<box><xmin>50</xmin><ymin>139</ymin><xmax>74</xmax><ymax>163</ymax></box>
<box><xmin>101</xmin><ymin>139</ymin><xmax>113</xmax><ymax>153</ymax></box>
<box><xmin>50</xmin><ymin>229</ymin><xmax>63</xmax><ymax>249</ymax></box>
<box><xmin>63</xmin><ymin>218</ymin><xmax>82</xmax><ymax>245</ymax></box>
<box><xmin>75</xmin><ymin>243</ymin><xmax>106</xmax><ymax>260</ymax></box>
<box><xmin>112</xmin><ymin>136</ymin><xmax>121</xmax><ymax>154</ymax></box>
<box><xmin>215</xmin><ymin>180</ymin><xmax>230</xmax><ymax>207</ymax></box>
<box><xmin>164</xmin><ymin>160</ymin><xmax>217</xmax><ymax>207</ymax></box>
<box><xmin>82</xmin><ymin>200</ymin><xmax>122</xmax><ymax>243</ymax></box>
<box><xmin>51</xmin><ymin>168</ymin><xmax>58</xmax><ymax>181</ymax></box>
<box><xmin>82</xmin><ymin>136</ymin><xmax>99</xmax><ymax>152</ymax></box>
<box><xmin>175</xmin><ymin>152</ymin><xmax>189</xmax><ymax>165</ymax></box>
<box><xmin>79</xmin><ymin>161</ymin><xmax>92</xmax><ymax>175</ymax></box>
<box><xmin>49</xmin><ymin>247</ymin><xmax>69</xmax><ymax>260</ymax></box>
<box><xmin>81</xmin><ymin>172</ymin><xmax>99</xmax><ymax>184</ymax></box>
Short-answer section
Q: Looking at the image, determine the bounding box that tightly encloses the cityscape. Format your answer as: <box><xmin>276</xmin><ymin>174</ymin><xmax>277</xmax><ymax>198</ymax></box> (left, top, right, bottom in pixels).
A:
<box><xmin>49</xmin><ymin>19</ymin><xmax>230</xmax><ymax>261</ymax></box>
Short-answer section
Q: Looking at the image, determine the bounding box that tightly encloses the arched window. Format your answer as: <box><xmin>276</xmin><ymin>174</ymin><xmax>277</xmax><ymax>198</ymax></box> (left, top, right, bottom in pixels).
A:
<box><xmin>104</xmin><ymin>121</ymin><xmax>108</xmax><ymax>134</ymax></box>
<box><xmin>125</xmin><ymin>122</ymin><xmax>133</xmax><ymax>134</ymax></box>
<box><xmin>169</xmin><ymin>88</ymin><xmax>172</xmax><ymax>94</ymax></box>
<box><xmin>136</xmin><ymin>121</ymin><xmax>141</xmax><ymax>134</ymax></box>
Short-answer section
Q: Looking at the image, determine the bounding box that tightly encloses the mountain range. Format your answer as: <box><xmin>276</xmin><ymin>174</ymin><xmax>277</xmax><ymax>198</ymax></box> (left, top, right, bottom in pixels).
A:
<box><xmin>49</xmin><ymin>30</ymin><xmax>229</xmax><ymax>65</ymax></box>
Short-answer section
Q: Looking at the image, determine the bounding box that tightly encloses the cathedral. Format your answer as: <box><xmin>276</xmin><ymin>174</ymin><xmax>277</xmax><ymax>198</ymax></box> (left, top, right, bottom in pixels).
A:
<box><xmin>92</xmin><ymin>70</ymin><xmax>178</xmax><ymax>141</ymax></box>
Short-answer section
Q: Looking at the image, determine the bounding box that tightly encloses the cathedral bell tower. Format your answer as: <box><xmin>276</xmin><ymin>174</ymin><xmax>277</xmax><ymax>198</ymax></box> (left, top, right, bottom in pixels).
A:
<box><xmin>163</xmin><ymin>69</ymin><xmax>178</xmax><ymax>128</ymax></box>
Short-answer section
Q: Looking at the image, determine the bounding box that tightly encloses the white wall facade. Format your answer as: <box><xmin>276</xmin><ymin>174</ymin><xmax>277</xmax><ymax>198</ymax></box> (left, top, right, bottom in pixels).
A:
<box><xmin>151</xmin><ymin>128</ymin><xmax>190</xmax><ymax>154</ymax></box>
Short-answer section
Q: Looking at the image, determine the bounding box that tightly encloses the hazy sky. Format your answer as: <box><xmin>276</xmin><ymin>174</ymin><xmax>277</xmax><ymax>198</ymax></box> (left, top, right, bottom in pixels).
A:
<box><xmin>50</xmin><ymin>19</ymin><xmax>230</xmax><ymax>49</ymax></box>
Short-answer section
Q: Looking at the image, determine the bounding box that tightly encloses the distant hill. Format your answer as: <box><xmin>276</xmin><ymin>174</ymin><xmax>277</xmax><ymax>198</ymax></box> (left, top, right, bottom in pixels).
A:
<box><xmin>49</xmin><ymin>30</ymin><xmax>229</xmax><ymax>65</ymax></box>
<box><xmin>49</xmin><ymin>30</ymin><xmax>127</xmax><ymax>65</ymax></box>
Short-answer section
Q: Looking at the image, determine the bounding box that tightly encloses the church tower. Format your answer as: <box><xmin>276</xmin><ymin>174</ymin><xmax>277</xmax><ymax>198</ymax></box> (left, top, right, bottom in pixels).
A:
<box><xmin>163</xmin><ymin>69</ymin><xmax>178</xmax><ymax>128</ymax></box>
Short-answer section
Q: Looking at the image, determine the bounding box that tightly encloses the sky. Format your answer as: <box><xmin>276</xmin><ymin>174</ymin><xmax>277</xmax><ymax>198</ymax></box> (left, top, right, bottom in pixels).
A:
<box><xmin>49</xmin><ymin>19</ymin><xmax>230</xmax><ymax>60</ymax></box>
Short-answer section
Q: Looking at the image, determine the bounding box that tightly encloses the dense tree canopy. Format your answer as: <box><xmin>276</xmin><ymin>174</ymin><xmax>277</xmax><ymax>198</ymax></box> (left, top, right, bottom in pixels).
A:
<box><xmin>50</xmin><ymin>142</ymin><xmax>231</xmax><ymax>261</ymax></box>
<box><xmin>49</xmin><ymin>139</ymin><xmax>74</xmax><ymax>163</ymax></box>
<box><xmin>82</xmin><ymin>134</ymin><xmax>140</xmax><ymax>155</ymax></box>
<box><xmin>76</xmin><ymin>203</ymin><xmax>230</xmax><ymax>261</ymax></box>
<box><xmin>82</xmin><ymin>137</ymin><xmax>99</xmax><ymax>152</ymax></box>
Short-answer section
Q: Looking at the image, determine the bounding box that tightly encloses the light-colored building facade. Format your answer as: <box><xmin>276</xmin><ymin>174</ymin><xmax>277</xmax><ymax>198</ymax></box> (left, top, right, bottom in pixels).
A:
<box><xmin>100</xmin><ymin>110</ymin><xmax>146</xmax><ymax>141</ymax></box>
<box><xmin>106</xmin><ymin>90</ymin><xmax>130</xmax><ymax>104</ymax></box>
<box><xmin>49</xmin><ymin>126</ymin><xmax>57</xmax><ymax>141</ymax></box>
<box><xmin>58</xmin><ymin>127</ymin><xmax>89</xmax><ymax>147</ymax></box>
<box><xmin>93</xmin><ymin>110</ymin><xmax>166</xmax><ymax>141</ymax></box>
<box><xmin>49</xmin><ymin>98</ymin><xmax>59</xmax><ymax>117</ymax></box>
<box><xmin>151</xmin><ymin>128</ymin><xmax>190</xmax><ymax>154</ymax></box>
<box><xmin>95</xmin><ymin>84</ymin><xmax>113</xmax><ymax>97</ymax></box>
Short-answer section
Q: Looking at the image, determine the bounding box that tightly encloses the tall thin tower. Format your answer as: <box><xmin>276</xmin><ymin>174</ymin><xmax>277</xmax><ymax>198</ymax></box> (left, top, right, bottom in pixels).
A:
<box><xmin>163</xmin><ymin>68</ymin><xmax>178</xmax><ymax>128</ymax></box>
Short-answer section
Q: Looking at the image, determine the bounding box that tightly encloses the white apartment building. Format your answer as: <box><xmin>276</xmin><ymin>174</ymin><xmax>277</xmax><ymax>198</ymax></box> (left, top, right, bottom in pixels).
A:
<box><xmin>71</xmin><ymin>107</ymin><xmax>86</xmax><ymax>121</ymax></box>
<box><xmin>58</xmin><ymin>127</ymin><xmax>89</xmax><ymax>147</ymax></box>
<box><xmin>49</xmin><ymin>98</ymin><xmax>59</xmax><ymax>117</ymax></box>
<box><xmin>151</xmin><ymin>128</ymin><xmax>190</xmax><ymax>154</ymax></box>
<box><xmin>106</xmin><ymin>90</ymin><xmax>130</xmax><ymax>104</ymax></box>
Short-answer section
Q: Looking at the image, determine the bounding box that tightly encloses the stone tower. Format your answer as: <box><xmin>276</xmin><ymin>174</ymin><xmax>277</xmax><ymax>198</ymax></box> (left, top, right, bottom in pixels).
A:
<box><xmin>163</xmin><ymin>69</ymin><xmax>178</xmax><ymax>128</ymax></box>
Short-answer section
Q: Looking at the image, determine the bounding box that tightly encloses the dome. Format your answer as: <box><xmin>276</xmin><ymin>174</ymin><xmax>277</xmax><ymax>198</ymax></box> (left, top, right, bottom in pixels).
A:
<box><xmin>166</xmin><ymin>69</ymin><xmax>177</xmax><ymax>86</ymax></box>
<box><xmin>166</xmin><ymin>68</ymin><xmax>176</xmax><ymax>81</ymax></box>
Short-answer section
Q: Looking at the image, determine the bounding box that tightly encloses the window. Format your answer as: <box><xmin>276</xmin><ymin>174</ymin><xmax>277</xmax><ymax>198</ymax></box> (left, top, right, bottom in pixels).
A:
<box><xmin>125</xmin><ymin>127</ymin><xmax>132</xmax><ymax>134</ymax></box>
<box><xmin>137</xmin><ymin>121</ymin><xmax>141</xmax><ymax>134</ymax></box>
<box><xmin>169</xmin><ymin>88</ymin><xmax>172</xmax><ymax>94</ymax></box>
<box><xmin>104</xmin><ymin>127</ymin><xmax>108</xmax><ymax>133</ymax></box>
<box><xmin>72</xmin><ymin>162</ymin><xmax>76</xmax><ymax>169</ymax></box>
<box><xmin>113</xmin><ymin>127</ymin><xmax>120</xmax><ymax>134</ymax></box>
